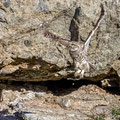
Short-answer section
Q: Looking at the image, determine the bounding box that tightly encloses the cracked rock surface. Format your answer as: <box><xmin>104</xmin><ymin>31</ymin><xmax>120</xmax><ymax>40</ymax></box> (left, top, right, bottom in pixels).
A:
<box><xmin>0</xmin><ymin>1</ymin><xmax>120</xmax><ymax>120</ymax></box>
<box><xmin>0</xmin><ymin>0</ymin><xmax>119</xmax><ymax>84</ymax></box>
<box><xmin>0</xmin><ymin>82</ymin><xmax>120</xmax><ymax>120</ymax></box>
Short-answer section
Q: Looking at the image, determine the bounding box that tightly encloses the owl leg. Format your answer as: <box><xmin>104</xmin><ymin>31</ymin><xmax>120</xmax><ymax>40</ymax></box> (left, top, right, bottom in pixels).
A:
<box><xmin>74</xmin><ymin>69</ymin><xmax>81</xmax><ymax>78</ymax></box>
<box><xmin>74</xmin><ymin>69</ymin><xmax>85</xmax><ymax>78</ymax></box>
<box><xmin>76</xmin><ymin>69</ymin><xmax>81</xmax><ymax>74</ymax></box>
<box><xmin>81</xmin><ymin>70</ymin><xmax>85</xmax><ymax>78</ymax></box>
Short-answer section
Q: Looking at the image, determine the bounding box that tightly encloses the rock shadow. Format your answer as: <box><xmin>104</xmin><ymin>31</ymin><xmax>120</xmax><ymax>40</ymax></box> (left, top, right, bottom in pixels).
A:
<box><xmin>0</xmin><ymin>79</ymin><xmax>100</xmax><ymax>97</ymax></box>
<box><xmin>0</xmin><ymin>109</ymin><xmax>23</xmax><ymax>120</ymax></box>
<box><xmin>0</xmin><ymin>77</ymin><xmax>119</xmax><ymax>98</ymax></box>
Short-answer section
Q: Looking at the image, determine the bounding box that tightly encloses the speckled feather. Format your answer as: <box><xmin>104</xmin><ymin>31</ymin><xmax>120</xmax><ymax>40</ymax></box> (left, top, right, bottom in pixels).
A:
<box><xmin>44</xmin><ymin>4</ymin><xmax>104</xmax><ymax>78</ymax></box>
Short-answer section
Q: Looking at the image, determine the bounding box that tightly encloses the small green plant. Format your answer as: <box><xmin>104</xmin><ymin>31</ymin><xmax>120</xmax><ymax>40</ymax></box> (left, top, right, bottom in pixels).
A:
<box><xmin>112</xmin><ymin>108</ymin><xmax>120</xmax><ymax>116</ymax></box>
<box><xmin>112</xmin><ymin>108</ymin><xmax>120</xmax><ymax>120</ymax></box>
<box><xmin>90</xmin><ymin>114</ymin><xmax>105</xmax><ymax>120</ymax></box>
<box><xmin>94</xmin><ymin>115</ymin><xmax>105</xmax><ymax>120</ymax></box>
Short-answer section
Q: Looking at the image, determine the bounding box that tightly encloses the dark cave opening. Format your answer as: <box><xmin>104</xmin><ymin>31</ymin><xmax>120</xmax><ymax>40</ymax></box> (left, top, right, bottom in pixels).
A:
<box><xmin>0</xmin><ymin>78</ymin><xmax>119</xmax><ymax>96</ymax></box>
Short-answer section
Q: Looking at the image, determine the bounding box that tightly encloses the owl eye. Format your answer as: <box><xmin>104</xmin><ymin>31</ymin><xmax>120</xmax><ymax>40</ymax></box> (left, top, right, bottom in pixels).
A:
<box><xmin>69</xmin><ymin>42</ymin><xmax>75</xmax><ymax>47</ymax></box>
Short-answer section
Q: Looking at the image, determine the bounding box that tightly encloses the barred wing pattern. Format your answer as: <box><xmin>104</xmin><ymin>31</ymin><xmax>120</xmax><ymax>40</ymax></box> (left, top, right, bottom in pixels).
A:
<box><xmin>84</xmin><ymin>4</ymin><xmax>104</xmax><ymax>54</ymax></box>
<box><xmin>70</xmin><ymin>4</ymin><xmax>104</xmax><ymax>78</ymax></box>
<box><xmin>44</xmin><ymin>4</ymin><xmax>104</xmax><ymax>78</ymax></box>
<box><xmin>44</xmin><ymin>30</ymin><xmax>70</xmax><ymax>47</ymax></box>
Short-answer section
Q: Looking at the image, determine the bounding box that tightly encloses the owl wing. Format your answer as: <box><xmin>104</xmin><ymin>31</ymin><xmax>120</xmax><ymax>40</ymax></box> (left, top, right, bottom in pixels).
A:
<box><xmin>84</xmin><ymin>4</ymin><xmax>105</xmax><ymax>54</ymax></box>
<box><xmin>44</xmin><ymin>30</ymin><xmax>70</xmax><ymax>47</ymax></box>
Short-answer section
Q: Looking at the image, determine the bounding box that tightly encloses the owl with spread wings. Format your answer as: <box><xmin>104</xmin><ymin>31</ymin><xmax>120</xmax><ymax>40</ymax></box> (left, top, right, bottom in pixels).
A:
<box><xmin>44</xmin><ymin>4</ymin><xmax>104</xmax><ymax>78</ymax></box>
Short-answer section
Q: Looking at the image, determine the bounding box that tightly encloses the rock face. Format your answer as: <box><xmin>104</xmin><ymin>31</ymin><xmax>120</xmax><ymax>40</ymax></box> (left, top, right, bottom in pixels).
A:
<box><xmin>0</xmin><ymin>0</ymin><xmax>120</xmax><ymax>84</ymax></box>
<box><xmin>0</xmin><ymin>82</ymin><xmax>120</xmax><ymax>120</ymax></box>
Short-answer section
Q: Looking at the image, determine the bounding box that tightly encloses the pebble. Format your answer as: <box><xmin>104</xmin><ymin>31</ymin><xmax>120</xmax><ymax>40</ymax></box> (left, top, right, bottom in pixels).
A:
<box><xmin>26</xmin><ymin>92</ymin><xmax>35</xmax><ymax>99</ymax></box>
<box><xmin>3</xmin><ymin>0</ymin><xmax>11</xmax><ymax>8</ymax></box>
<box><xmin>35</xmin><ymin>92</ymin><xmax>45</xmax><ymax>99</ymax></box>
<box><xmin>55</xmin><ymin>97</ymin><xmax>71</xmax><ymax>108</ymax></box>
